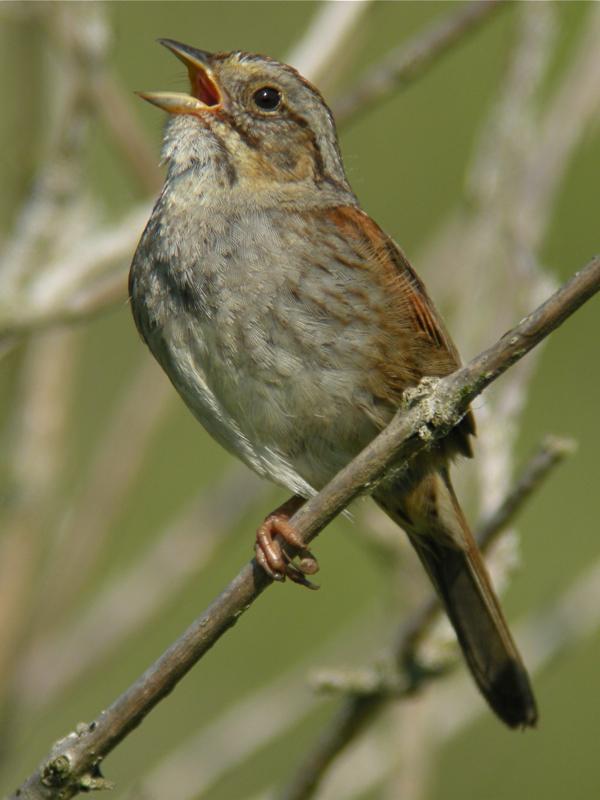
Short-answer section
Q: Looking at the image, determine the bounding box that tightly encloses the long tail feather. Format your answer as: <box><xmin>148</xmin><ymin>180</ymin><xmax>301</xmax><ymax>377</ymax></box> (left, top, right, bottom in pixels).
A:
<box><xmin>375</xmin><ymin>471</ymin><xmax>537</xmax><ymax>728</ymax></box>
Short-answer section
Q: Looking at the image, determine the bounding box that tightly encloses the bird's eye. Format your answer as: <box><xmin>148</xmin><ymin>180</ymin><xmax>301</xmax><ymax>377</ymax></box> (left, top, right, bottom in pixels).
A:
<box><xmin>252</xmin><ymin>86</ymin><xmax>281</xmax><ymax>111</ymax></box>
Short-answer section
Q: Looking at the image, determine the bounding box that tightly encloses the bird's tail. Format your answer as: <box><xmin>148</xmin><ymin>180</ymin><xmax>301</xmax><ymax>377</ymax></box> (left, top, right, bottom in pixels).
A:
<box><xmin>375</xmin><ymin>470</ymin><xmax>537</xmax><ymax>728</ymax></box>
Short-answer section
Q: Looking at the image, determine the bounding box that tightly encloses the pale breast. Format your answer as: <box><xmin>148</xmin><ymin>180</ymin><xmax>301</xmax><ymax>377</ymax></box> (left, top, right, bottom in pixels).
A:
<box><xmin>130</xmin><ymin>192</ymin><xmax>394</xmax><ymax>495</ymax></box>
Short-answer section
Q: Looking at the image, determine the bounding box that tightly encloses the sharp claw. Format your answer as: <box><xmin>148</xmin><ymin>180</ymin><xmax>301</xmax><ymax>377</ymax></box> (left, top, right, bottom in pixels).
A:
<box><xmin>286</xmin><ymin>563</ymin><xmax>320</xmax><ymax>590</ymax></box>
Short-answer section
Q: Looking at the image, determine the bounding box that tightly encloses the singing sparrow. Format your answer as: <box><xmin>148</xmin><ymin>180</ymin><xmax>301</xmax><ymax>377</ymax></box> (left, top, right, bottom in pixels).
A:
<box><xmin>130</xmin><ymin>40</ymin><xmax>537</xmax><ymax>728</ymax></box>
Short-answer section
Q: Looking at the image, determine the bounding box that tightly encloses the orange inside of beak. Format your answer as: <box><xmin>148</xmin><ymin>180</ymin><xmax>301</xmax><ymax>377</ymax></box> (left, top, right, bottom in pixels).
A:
<box><xmin>189</xmin><ymin>65</ymin><xmax>221</xmax><ymax>108</ymax></box>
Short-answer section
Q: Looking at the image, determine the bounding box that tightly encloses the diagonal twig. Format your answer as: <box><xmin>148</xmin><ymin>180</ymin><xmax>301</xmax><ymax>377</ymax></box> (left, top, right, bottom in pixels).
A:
<box><xmin>91</xmin><ymin>71</ymin><xmax>162</xmax><ymax>195</ymax></box>
<box><xmin>332</xmin><ymin>0</ymin><xmax>507</xmax><ymax>125</ymax></box>
<box><xmin>287</xmin><ymin>0</ymin><xmax>373</xmax><ymax>86</ymax></box>
<box><xmin>310</xmin><ymin>434</ymin><xmax>576</xmax><ymax>696</ymax></box>
<box><xmin>280</xmin><ymin>434</ymin><xmax>575</xmax><ymax>800</ymax></box>
<box><xmin>9</xmin><ymin>256</ymin><xmax>599</xmax><ymax>800</ymax></box>
<box><xmin>131</xmin><ymin>609</ymin><xmax>374</xmax><ymax>800</ymax></box>
<box><xmin>290</xmin><ymin>551</ymin><xmax>600</xmax><ymax>800</ymax></box>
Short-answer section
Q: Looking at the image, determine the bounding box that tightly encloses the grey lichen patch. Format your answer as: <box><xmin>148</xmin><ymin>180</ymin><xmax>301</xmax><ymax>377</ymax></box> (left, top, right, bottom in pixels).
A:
<box><xmin>41</xmin><ymin>754</ymin><xmax>72</xmax><ymax>788</ymax></box>
<box><xmin>75</xmin><ymin>722</ymin><xmax>90</xmax><ymax>736</ymax></box>
<box><xmin>402</xmin><ymin>376</ymin><xmax>442</xmax><ymax>409</ymax></box>
<box><xmin>79</xmin><ymin>773</ymin><xmax>115</xmax><ymax>791</ymax></box>
<box><xmin>310</xmin><ymin>661</ymin><xmax>403</xmax><ymax>697</ymax></box>
<box><xmin>403</xmin><ymin>377</ymin><xmax>461</xmax><ymax>442</ymax></box>
<box><xmin>39</xmin><ymin>727</ymin><xmax>99</xmax><ymax>791</ymax></box>
<box><xmin>417</xmin><ymin>424</ymin><xmax>434</xmax><ymax>442</ymax></box>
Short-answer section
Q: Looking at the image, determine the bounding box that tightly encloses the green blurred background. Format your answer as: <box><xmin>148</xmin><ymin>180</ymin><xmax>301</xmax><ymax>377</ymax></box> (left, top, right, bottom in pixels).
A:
<box><xmin>1</xmin><ymin>2</ymin><xmax>599</xmax><ymax>798</ymax></box>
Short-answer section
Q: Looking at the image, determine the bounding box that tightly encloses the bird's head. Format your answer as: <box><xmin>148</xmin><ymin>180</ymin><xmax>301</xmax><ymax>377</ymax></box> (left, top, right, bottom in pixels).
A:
<box><xmin>138</xmin><ymin>40</ymin><xmax>351</xmax><ymax>197</ymax></box>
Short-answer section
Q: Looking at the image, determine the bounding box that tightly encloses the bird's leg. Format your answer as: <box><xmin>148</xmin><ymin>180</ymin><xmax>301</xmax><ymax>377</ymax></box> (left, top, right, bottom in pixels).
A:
<box><xmin>255</xmin><ymin>495</ymin><xmax>319</xmax><ymax>589</ymax></box>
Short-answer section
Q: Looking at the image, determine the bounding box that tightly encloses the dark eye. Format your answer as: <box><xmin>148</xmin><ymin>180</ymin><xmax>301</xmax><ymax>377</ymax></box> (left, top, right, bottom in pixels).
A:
<box><xmin>253</xmin><ymin>86</ymin><xmax>281</xmax><ymax>111</ymax></box>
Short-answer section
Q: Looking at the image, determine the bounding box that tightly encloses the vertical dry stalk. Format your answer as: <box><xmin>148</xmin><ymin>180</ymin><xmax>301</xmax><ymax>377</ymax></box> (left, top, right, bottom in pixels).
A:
<box><xmin>36</xmin><ymin>358</ymin><xmax>172</xmax><ymax>626</ymax></box>
<box><xmin>287</xmin><ymin>0</ymin><xmax>373</xmax><ymax>87</ymax></box>
<box><xmin>0</xmin><ymin>330</ymin><xmax>80</xmax><ymax>780</ymax></box>
<box><xmin>0</xmin><ymin>1</ymin><xmax>111</xmax><ymax>756</ymax></box>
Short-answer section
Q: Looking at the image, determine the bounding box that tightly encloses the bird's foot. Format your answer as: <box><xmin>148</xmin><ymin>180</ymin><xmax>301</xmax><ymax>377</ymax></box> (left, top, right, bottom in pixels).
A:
<box><xmin>255</xmin><ymin>498</ymin><xmax>319</xmax><ymax>590</ymax></box>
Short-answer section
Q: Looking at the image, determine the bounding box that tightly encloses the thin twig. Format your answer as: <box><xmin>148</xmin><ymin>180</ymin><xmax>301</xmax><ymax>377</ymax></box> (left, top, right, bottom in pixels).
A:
<box><xmin>132</xmin><ymin>609</ymin><xmax>374</xmax><ymax>800</ymax></box>
<box><xmin>384</xmin><ymin>698</ymin><xmax>431</xmax><ymax>800</ymax></box>
<box><xmin>9</xmin><ymin>256</ymin><xmax>599</xmax><ymax>800</ymax></box>
<box><xmin>0</xmin><ymin>4</ymin><xmax>104</xmax><ymax>295</ymax></box>
<box><xmin>476</xmin><ymin>435</ymin><xmax>575</xmax><ymax>543</ymax></box>
<box><xmin>317</xmin><ymin>434</ymin><xmax>576</xmax><ymax>689</ymax></box>
<box><xmin>280</xmin><ymin>434</ymin><xmax>575</xmax><ymax>800</ymax></box>
<box><xmin>91</xmin><ymin>72</ymin><xmax>162</xmax><ymax>195</ymax></box>
<box><xmin>0</xmin><ymin>204</ymin><xmax>150</xmax><ymax>344</ymax></box>
<box><xmin>0</xmin><ymin>330</ymin><xmax>80</xmax><ymax>746</ymax></box>
<box><xmin>296</xmin><ymin>554</ymin><xmax>600</xmax><ymax>800</ymax></box>
<box><xmin>280</xmin><ymin>695</ymin><xmax>385</xmax><ymax>800</ymax></box>
<box><xmin>332</xmin><ymin>0</ymin><xmax>506</xmax><ymax>125</ymax></box>
<box><xmin>517</xmin><ymin>3</ymin><xmax>600</xmax><ymax>253</ymax></box>
<box><xmin>420</xmin><ymin>2</ymin><xmax>559</xmax><ymax>526</ymax></box>
<box><xmin>417</xmin><ymin>2</ymin><xmax>595</xmax><ymax>614</ymax></box>
<box><xmin>287</xmin><ymin>0</ymin><xmax>373</xmax><ymax>86</ymax></box>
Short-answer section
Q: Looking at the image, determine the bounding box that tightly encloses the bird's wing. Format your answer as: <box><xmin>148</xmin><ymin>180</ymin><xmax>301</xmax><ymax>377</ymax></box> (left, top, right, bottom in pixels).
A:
<box><xmin>322</xmin><ymin>205</ymin><xmax>475</xmax><ymax>454</ymax></box>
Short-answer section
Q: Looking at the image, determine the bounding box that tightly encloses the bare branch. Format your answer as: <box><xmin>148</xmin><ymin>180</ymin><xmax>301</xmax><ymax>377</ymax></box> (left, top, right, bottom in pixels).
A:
<box><xmin>520</xmin><ymin>3</ymin><xmax>600</xmax><ymax>250</ymax></box>
<box><xmin>287</xmin><ymin>0</ymin><xmax>373</xmax><ymax>86</ymax></box>
<box><xmin>0</xmin><ymin>204</ymin><xmax>150</xmax><ymax>344</ymax></box>
<box><xmin>332</xmin><ymin>0</ymin><xmax>506</xmax><ymax>125</ymax></box>
<box><xmin>9</xmin><ymin>257</ymin><xmax>599</xmax><ymax>799</ymax></box>
<box><xmin>280</xmin><ymin>434</ymin><xmax>576</xmax><ymax>800</ymax></box>
<box><xmin>132</xmin><ymin>610</ymin><xmax>374</xmax><ymax>800</ymax></box>
<box><xmin>0</xmin><ymin>4</ymin><xmax>107</xmax><ymax>296</ymax></box>
<box><xmin>0</xmin><ymin>330</ymin><xmax>80</xmax><ymax>697</ymax></box>
<box><xmin>311</xmin><ymin>433</ymin><xmax>576</xmax><ymax>697</ymax></box>
<box><xmin>420</xmin><ymin>3</ymin><xmax>558</xmax><ymax>526</ymax></box>
<box><xmin>91</xmin><ymin>72</ymin><xmax>162</xmax><ymax>195</ymax></box>
<box><xmin>475</xmin><ymin>435</ymin><xmax>575</xmax><ymax>544</ymax></box>
<box><xmin>406</xmin><ymin>434</ymin><xmax>575</xmax><ymax>653</ymax></box>
<box><xmin>417</xmin><ymin>2</ymin><xmax>597</xmax><ymax>614</ymax></box>
<box><xmin>299</xmin><ymin>554</ymin><xmax>600</xmax><ymax>800</ymax></box>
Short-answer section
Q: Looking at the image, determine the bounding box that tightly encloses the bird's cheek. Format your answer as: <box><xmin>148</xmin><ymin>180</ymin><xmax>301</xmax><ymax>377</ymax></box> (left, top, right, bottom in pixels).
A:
<box><xmin>245</xmin><ymin>148</ymin><xmax>314</xmax><ymax>184</ymax></box>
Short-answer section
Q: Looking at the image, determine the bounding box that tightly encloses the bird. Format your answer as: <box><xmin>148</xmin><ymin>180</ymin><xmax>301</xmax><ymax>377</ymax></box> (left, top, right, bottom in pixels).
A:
<box><xmin>129</xmin><ymin>39</ymin><xmax>537</xmax><ymax>729</ymax></box>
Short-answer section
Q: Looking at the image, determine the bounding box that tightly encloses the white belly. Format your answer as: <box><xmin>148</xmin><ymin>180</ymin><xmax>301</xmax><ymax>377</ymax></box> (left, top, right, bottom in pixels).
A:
<box><xmin>153</xmin><ymin>302</ymin><xmax>381</xmax><ymax>497</ymax></box>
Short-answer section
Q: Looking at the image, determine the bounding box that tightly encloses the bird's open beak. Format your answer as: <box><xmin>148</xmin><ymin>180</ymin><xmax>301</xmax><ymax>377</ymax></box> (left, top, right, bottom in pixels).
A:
<box><xmin>137</xmin><ymin>39</ymin><xmax>222</xmax><ymax>115</ymax></box>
